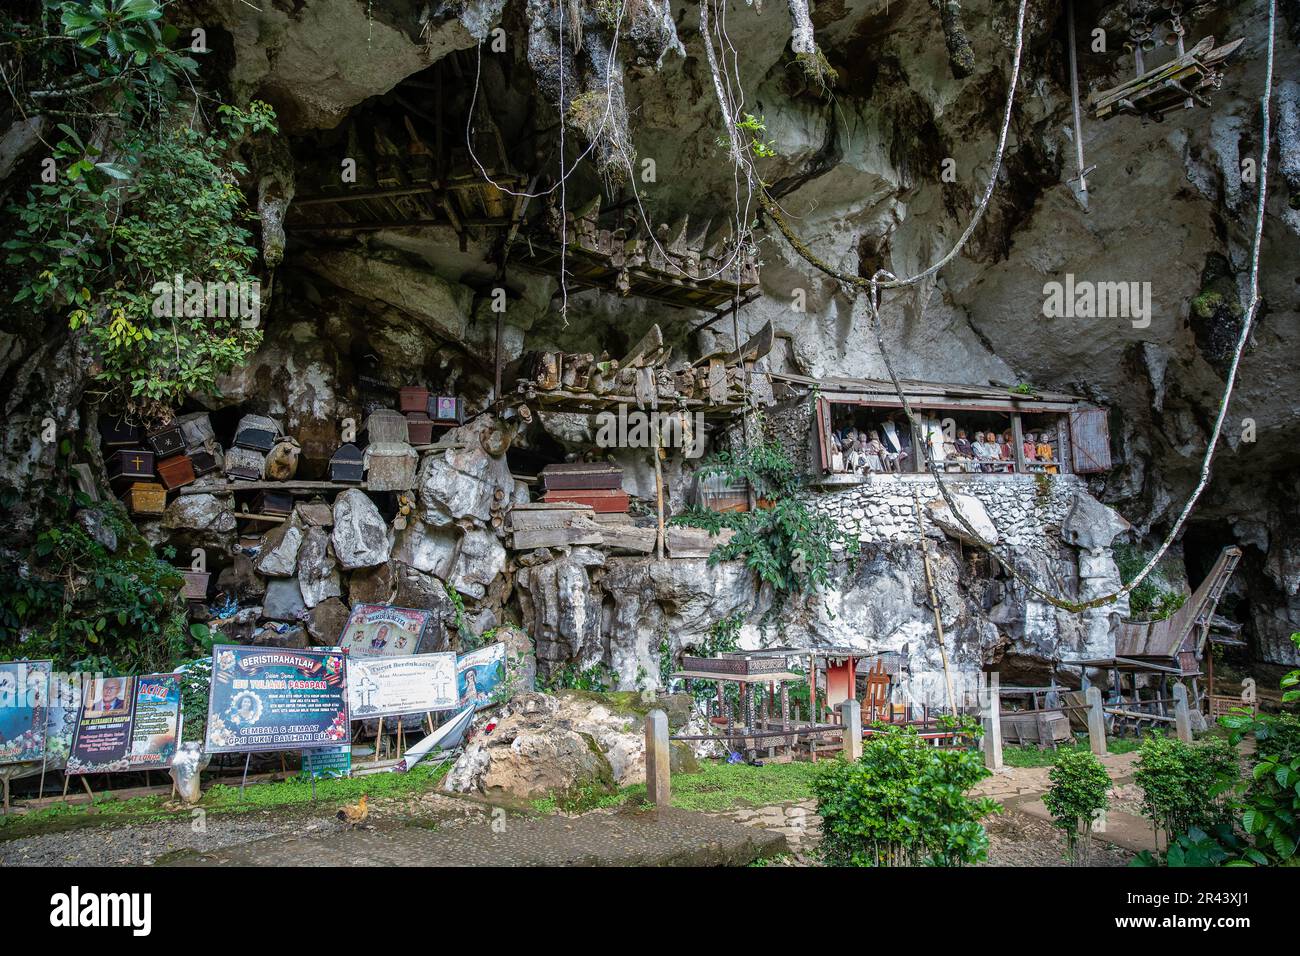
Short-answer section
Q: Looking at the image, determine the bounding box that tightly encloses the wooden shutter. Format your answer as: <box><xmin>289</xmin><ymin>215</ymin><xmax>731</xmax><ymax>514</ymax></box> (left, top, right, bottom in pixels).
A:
<box><xmin>1069</xmin><ymin>407</ymin><xmax>1112</xmax><ymax>473</ymax></box>
<box><xmin>815</xmin><ymin>397</ymin><xmax>833</xmax><ymax>472</ymax></box>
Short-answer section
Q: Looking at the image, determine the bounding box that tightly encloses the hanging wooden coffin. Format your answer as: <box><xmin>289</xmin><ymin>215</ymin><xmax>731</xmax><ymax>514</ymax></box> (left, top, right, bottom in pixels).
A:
<box><xmin>329</xmin><ymin>443</ymin><xmax>365</xmax><ymax>484</ymax></box>
<box><xmin>182</xmin><ymin>570</ymin><xmax>210</xmax><ymax>601</ymax></box>
<box><xmin>156</xmin><ymin>454</ymin><xmax>197</xmax><ymax>490</ymax></box>
<box><xmin>363</xmin><ymin>442</ymin><xmax>418</xmax><ymax>492</ymax></box>
<box><xmin>399</xmin><ymin>386</ymin><xmax>430</xmax><ymax>413</ymax></box>
<box><xmin>99</xmin><ymin>418</ymin><xmax>140</xmax><ymax>449</ymax></box>
<box><xmin>147</xmin><ymin>421</ymin><xmax>186</xmax><ymax>459</ymax></box>
<box><xmin>251</xmin><ymin>490</ymin><xmax>294</xmax><ymax>516</ymax></box>
<box><xmin>225</xmin><ymin>446</ymin><xmax>265</xmax><ymax>481</ymax></box>
<box><xmin>107</xmin><ymin>449</ymin><xmax>156</xmax><ymax>483</ymax></box>
<box><xmin>406</xmin><ymin>412</ymin><xmax>434</xmax><ymax>445</ymax></box>
<box><xmin>430</xmin><ymin>396</ymin><xmax>463</xmax><ymax>423</ymax></box>
<box><xmin>541</xmin><ymin>489</ymin><xmax>630</xmax><ymax>513</ymax></box>
<box><xmin>363</xmin><ymin>409</ymin><xmax>409</xmax><ymax>444</ymax></box>
<box><xmin>233</xmin><ymin>413</ymin><xmax>280</xmax><ymax>452</ymax></box>
<box><xmin>175</xmin><ymin>411</ymin><xmax>216</xmax><ymax>451</ymax></box>
<box><xmin>541</xmin><ymin>462</ymin><xmax>624</xmax><ymax>491</ymax></box>
<box><xmin>127</xmin><ymin>482</ymin><xmax>167</xmax><ymax>515</ymax></box>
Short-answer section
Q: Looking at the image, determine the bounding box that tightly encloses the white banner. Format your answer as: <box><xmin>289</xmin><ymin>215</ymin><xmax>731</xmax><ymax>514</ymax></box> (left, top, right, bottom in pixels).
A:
<box><xmin>348</xmin><ymin>653</ymin><xmax>458</xmax><ymax>719</ymax></box>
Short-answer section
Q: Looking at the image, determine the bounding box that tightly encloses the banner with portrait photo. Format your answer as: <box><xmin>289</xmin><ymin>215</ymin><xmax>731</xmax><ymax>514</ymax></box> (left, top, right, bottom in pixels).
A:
<box><xmin>126</xmin><ymin>674</ymin><xmax>182</xmax><ymax>770</ymax></box>
<box><xmin>0</xmin><ymin>660</ymin><xmax>51</xmax><ymax>765</ymax></box>
<box><xmin>205</xmin><ymin>646</ymin><xmax>349</xmax><ymax>754</ymax></box>
<box><xmin>337</xmin><ymin>604</ymin><xmax>435</xmax><ymax>659</ymax></box>
<box><xmin>456</xmin><ymin>643</ymin><xmax>507</xmax><ymax>711</ymax></box>
<box><xmin>348</xmin><ymin>653</ymin><xmax>457</xmax><ymax>719</ymax></box>
<box><xmin>67</xmin><ymin>674</ymin><xmax>136</xmax><ymax>774</ymax></box>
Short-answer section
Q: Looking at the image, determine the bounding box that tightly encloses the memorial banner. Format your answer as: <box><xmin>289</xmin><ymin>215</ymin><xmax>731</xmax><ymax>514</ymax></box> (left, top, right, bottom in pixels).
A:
<box><xmin>0</xmin><ymin>660</ymin><xmax>51</xmax><ymax>765</ymax></box>
<box><xmin>126</xmin><ymin>674</ymin><xmax>182</xmax><ymax>770</ymax></box>
<box><xmin>337</xmin><ymin>604</ymin><xmax>435</xmax><ymax>658</ymax></box>
<box><xmin>349</xmin><ymin>653</ymin><xmax>458</xmax><ymax>718</ymax></box>
<box><xmin>67</xmin><ymin>675</ymin><xmax>136</xmax><ymax>774</ymax></box>
<box><xmin>205</xmin><ymin>646</ymin><xmax>349</xmax><ymax>754</ymax></box>
<box><xmin>456</xmin><ymin>643</ymin><xmax>507</xmax><ymax>710</ymax></box>
<box><xmin>300</xmin><ymin>745</ymin><xmax>351</xmax><ymax>780</ymax></box>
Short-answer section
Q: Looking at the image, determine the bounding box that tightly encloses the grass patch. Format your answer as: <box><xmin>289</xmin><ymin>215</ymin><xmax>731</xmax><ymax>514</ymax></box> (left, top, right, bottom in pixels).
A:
<box><xmin>1002</xmin><ymin>737</ymin><xmax>1141</xmax><ymax>768</ymax></box>
<box><xmin>0</xmin><ymin>761</ymin><xmax>451</xmax><ymax>841</ymax></box>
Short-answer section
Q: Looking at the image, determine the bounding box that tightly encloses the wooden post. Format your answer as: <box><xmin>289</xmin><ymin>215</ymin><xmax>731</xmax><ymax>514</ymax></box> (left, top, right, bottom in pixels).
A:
<box><xmin>1173</xmin><ymin>683</ymin><xmax>1193</xmax><ymax>743</ymax></box>
<box><xmin>653</xmin><ymin>433</ymin><xmax>665</xmax><ymax>562</ymax></box>
<box><xmin>982</xmin><ymin>672</ymin><xmax>1003</xmax><ymax>771</ymax></box>
<box><xmin>375</xmin><ymin>716</ymin><xmax>384</xmax><ymax>763</ymax></box>
<box><xmin>1011</xmin><ymin>414</ymin><xmax>1027</xmax><ymax>473</ymax></box>
<box><xmin>840</xmin><ymin>699</ymin><xmax>862</xmax><ymax>762</ymax></box>
<box><xmin>912</xmin><ymin>493</ymin><xmax>957</xmax><ymax>713</ymax></box>
<box><xmin>808</xmin><ymin>652</ymin><xmax>817</xmax><ymax>723</ymax></box>
<box><xmin>645</xmin><ymin>710</ymin><xmax>671</xmax><ymax>809</ymax></box>
<box><xmin>1086</xmin><ymin>686</ymin><xmax>1108</xmax><ymax>756</ymax></box>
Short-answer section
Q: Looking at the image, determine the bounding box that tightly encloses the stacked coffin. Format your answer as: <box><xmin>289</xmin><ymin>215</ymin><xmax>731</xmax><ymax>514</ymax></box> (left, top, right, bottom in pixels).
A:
<box><xmin>148</xmin><ymin>418</ymin><xmax>197</xmax><ymax>491</ymax></box>
<box><xmin>363</xmin><ymin>409</ymin><xmax>417</xmax><ymax>492</ymax></box>
<box><xmin>226</xmin><ymin>413</ymin><xmax>279</xmax><ymax>480</ymax></box>
<box><xmin>540</xmin><ymin>462</ymin><xmax>629</xmax><ymax>513</ymax></box>
<box><xmin>176</xmin><ymin>411</ymin><xmax>223</xmax><ymax>479</ymax></box>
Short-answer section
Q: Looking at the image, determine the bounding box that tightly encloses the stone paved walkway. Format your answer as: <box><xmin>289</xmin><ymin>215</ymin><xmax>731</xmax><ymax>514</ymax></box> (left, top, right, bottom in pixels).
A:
<box><xmin>168</xmin><ymin>805</ymin><xmax>787</xmax><ymax>867</ymax></box>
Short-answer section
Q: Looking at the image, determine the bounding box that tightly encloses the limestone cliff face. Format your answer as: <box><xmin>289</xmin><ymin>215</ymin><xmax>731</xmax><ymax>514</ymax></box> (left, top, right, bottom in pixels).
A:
<box><xmin>6</xmin><ymin>0</ymin><xmax>1295</xmax><ymax>674</ymax></box>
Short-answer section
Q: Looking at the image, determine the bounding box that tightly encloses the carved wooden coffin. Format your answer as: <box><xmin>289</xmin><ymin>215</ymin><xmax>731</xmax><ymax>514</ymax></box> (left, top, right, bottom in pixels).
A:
<box><xmin>107</xmin><ymin>448</ymin><xmax>155</xmax><ymax>483</ymax></box>
<box><xmin>399</xmin><ymin>386</ymin><xmax>430</xmax><ymax>413</ymax></box>
<box><xmin>147</xmin><ymin>421</ymin><xmax>186</xmax><ymax>459</ymax></box>
<box><xmin>156</xmin><ymin>454</ymin><xmax>196</xmax><ymax>490</ymax></box>
<box><xmin>329</xmin><ymin>443</ymin><xmax>365</xmax><ymax>484</ymax></box>
<box><xmin>541</xmin><ymin>489</ymin><xmax>630</xmax><ymax>513</ymax></box>
<box><xmin>363</xmin><ymin>442</ymin><xmax>418</xmax><ymax>492</ymax></box>
<box><xmin>225</xmin><ymin>446</ymin><xmax>265</xmax><ymax>481</ymax></box>
<box><xmin>182</xmin><ymin>570</ymin><xmax>210</xmax><ymax>601</ymax></box>
<box><xmin>175</xmin><ymin>412</ymin><xmax>215</xmax><ymax>451</ymax></box>
<box><xmin>364</xmin><ymin>409</ymin><xmax>409</xmax><ymax>444</ymax></box>
<box><xmin>126</xmin><ymin>482</ymin><xmax>167</xmax><ymax>515</ymax></box>
<box><xmin>234</xmin><ymin>413</ymin><xmax>280</xmax><ymax>452</ymax></box>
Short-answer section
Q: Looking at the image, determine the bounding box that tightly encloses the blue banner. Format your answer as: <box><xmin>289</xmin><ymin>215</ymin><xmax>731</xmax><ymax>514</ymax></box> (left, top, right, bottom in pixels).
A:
<box><xmin>206</xmin><ymin>646</ymin><xmax>349</xmax><ymax>754</ymax></box>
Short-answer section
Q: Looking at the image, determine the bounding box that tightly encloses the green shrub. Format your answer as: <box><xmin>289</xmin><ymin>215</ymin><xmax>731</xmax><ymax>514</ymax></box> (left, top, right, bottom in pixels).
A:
<box><xmin>812</xmin><ymin>725</ymin><xmax>997</xmax><ymax>866</ymax></box>
<box><xmin>1134</xmin><ymin>733</ymin><xmax>1237</xmax><ymax>848</ymax></box>
<box><xmin>1042</xmin><ymin>748</ymin><xmax>1111</xmax><ymax>864</ymax></box>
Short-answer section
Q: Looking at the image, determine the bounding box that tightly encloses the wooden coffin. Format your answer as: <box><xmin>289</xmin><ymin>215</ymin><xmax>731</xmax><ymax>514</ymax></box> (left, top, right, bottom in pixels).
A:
<box><xmin>363</xmin><ymin>442</ymin><xmax>417</xmax><ymax>492</ymax></box>
<box><xmin>364</xmin><ymin>409</ymin><xmax>409</xmax><ymax>444</ymax></box>
<box><xmin>234</xmin><ymin>413</ymin><xmax>279</xmax><ymax>452</ymax></box>
<box><xmin>507</xmin><ymin>504</ymin><xmax>603</xmax><ymax>550</ymax></box>
<box><xmin>99</xmin><ymin>418</ymin><xmax>140</xmax><ymax>449</ymax></box>
<box><xmin>541</xmin><ymin>462</ymin><xmax>624</xmax><ymax>491</ymax></box>
<box><xmin>251</xmin><ymin>490</ymin><xmax>294</xmax><ymax>516</ymax></box>
<box><xmin>400</xmin><ymin>386</ymin><xmax>430</xmax><ymax>413</ymax></box>
<box><xmin>406</xmin><ymin>412</ymin><xmax>434</xmax><ymax>445</ymax></box>
<box><xmin>541</xmin><ymin>489</ymin><xmax>630</xmax><ymax>513</ymax></box>
<box><xmin>1000</xmin><ymin>709</ymin><xmax>1073</xmax><ymax>746</ymax></box>
<box><xmin>182</xmin><ymin>570</ymin><xmax>210</xmax><ymax>601</ymax></box>
<box><xmin>225</xmin><ymin>446</ymin><xmax>265</xmax><ymax>481</ymax></box>
<box><xmin>666</xmin><ymin>526</ymin><xmax>734</xmax><ymax>559</ymax></box>
<box><xmin>175</xmin><ymin>412</ymin><xmax>215</xmax><ymax>451</ymax></box>
<box><xmin>698</xmin><ymin>473</ymin><xmax>749</xmax><ymax>513</ymax></box>
<box><xmin>126</xmin><ymin>482</ymin><xmax>167</xmax><ymax>515</ymax></box>
<box><xmin>156</xmin><ymin>454</ymin><xmax>196</xmax><ymax>490</ymax></box>
<box><xmin>430</xmin><ymin>395</ymin><xmax>463</xmax><ymax>423</ymax></box>
<box><xmin>329</xmin><ymin>443</ymin><xmax>365</xmax><ymax>484</ymax></box>
<box><xmin>147</xmin><ymin>422</ymin><xmax>186</xmax><ymax>459</ymax></box>
<box><xmin>107</xmin><ymin>449</ymin><xmax>155</xmax><ymax>483</ymax></box>
<box><xmin>190</xmin><ymin>447</ymin><xmax>221</xmax><ymax>477</ymax></box>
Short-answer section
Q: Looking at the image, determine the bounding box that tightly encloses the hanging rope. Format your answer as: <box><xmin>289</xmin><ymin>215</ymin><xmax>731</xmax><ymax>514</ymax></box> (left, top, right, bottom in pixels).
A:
<box><xmin>703</xmin><ymin>0</ymin><xmax>1278</xmax><ymax>612</ymax></box>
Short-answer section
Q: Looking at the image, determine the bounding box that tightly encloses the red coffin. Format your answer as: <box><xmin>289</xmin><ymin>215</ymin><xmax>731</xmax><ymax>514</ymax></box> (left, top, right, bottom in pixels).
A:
<box><xmin>541</xmin><ymin>489</ymin><xmax>630</xmax><ymax>513</ymax></box>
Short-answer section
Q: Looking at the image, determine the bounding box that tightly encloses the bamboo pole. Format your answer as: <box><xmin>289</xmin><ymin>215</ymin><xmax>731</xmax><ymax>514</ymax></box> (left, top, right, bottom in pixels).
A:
<box><xmin>912</xmin><ymin>492</ymin><xmax>957</xmax><ymax>713</ymax></box>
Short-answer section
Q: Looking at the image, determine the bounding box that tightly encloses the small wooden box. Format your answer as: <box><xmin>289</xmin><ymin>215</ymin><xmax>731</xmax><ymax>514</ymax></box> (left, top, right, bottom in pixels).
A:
<box><xmin>176</xmin><ymin>412</ymin><xmax>215</xmax><ymax>451</ymax></box>
<box><xmin>182</xmin><ymin>570</ymin><xmax>210</xmax><ymax>600</ymax></box>
<box><xmin>225</xmin><ymin>446</ymin><xmax>265</xmax><ymax>481</ymax></box>
<box><xmin>147</xmin><ymin>421</ymin><xmax>186</xmax><ymax>459</ymax></box>
<box><xmin>107</xmin><ymin>448</ymin><xmax>155</xmax><ymax>482</ymax></box>
<box><xmin>329</xmin><ymin>443</ymin><xmax>364</xmax><ymax>484</ymax></box>
<box><xmin>190</xmin><ymin>447</ymin><xmax>221</xmax><ymax>477</ymax></box>
<box><xmin>406</xmin><ymin>412</ymin><xmax>434</xmax><ymax>445</ymax></box>
<box><xmin>430</xmin><ymin>396</ymin><xmax>462</xmax><ymax>423</ymax></box>
<box><xmin>156</xmin><ymin>454</ymin><xmax>196</xmax><ymax>490</ymax></box>
<box><xmin>126</xmin><ymin>482</ymin><xmax>167</xmax><ymax>515</ymax></box>
<box><xmin>252</xmin><ymin>490</ymin><xmax>293</xmax><ymax>516</ymax></box>
<box><xmin>100</xmin><ymin>418</ymin><xmax>140</xmax><ymax>449</ymax></box>
<box><xmin>400</xmin><ymin>386</ymin><xmax>430</xmax><ymax>413</ymax></box>
<box><xmin>364</xmin><ymin>409</ymin><xmax>409</xmax><ymax>444</ymax></box>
